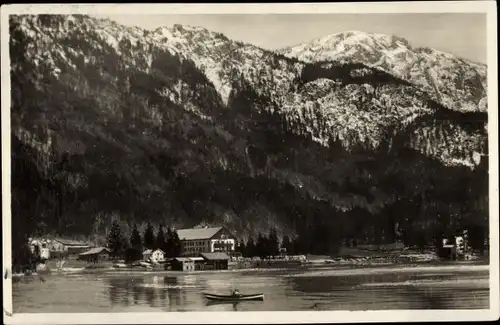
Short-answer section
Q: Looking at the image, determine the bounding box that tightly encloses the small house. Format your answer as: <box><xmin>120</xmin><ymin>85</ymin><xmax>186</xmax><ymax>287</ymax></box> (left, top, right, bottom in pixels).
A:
<box><xmin>142</xmin><ymin>249</ymin><xmax>153</xmax><ymax>261</ymax></box>
<box><xmin>78</xmin><ymin>247</ymin><xmax>110</xmax><ymax>263</ymax></box>
<box><xmin>455</xmin><ymin>236</ymin><xmax>465</xmax><ymax>255</ymax></box>
<box><xmin>171</xmin><ymin>257</ymin><xmax>195</xmax><ymax>271</ymax></box>
<box><xmin>200</xmin><ymin>252</ymin><xmax>230</xmax><ymax>270</ymax></box>
<box><xmin>142</xmin><ymin>249</ymin><xmax>165</xmax><ymax>263</ymax></box>
<box><xmin>28</xmin><ymin>238</ymin><xmax>51</xmax><ymax>260</ymax></box>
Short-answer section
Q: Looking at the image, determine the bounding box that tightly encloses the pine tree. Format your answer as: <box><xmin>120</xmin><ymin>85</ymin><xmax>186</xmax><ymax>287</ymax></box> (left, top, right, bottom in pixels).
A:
<box><xmin>468</xmin><ymin>224</ymin><xmax>486</xmax><ymax>255</ymax></box>
<box><xmin>236</xmin><ymin>240</ymin><xmax>246</xmax><ymax>256</ymax></box>
<box><xmin>165</xmin><ymin>227</ymin><xmax>174</xmax><ymax>257</ymax></box>
<box><xmin>125</xmin><ymin>224</ymin><xmax>143</xmax><ymax>263</ymax></box>
<box><xmin>156</xmin><ymin>225</ymin><xmax>166</xmax><ymax>251</ymax></box>
<box><xmin>107</xmin><ymin>220</ymin><xmax>125</xmax><ymax>258</ymax></box>
<box><xmin>328</xmin><ymin>135</ymin><xmax>343</xmax><ymax>155</ymax></box>
<box><xmin>256</xmin><ymin>232</ymin><xmax>267</xmax><ymax>259</ymax></box>
<box><xmin>282</xmin><ymin>235</ymin><xmax>291</xmax><ymax>255</ymax></box>
<box><xmin>171</xmin><ymin>230</ymin><xmax>182</xmax><ymax>258</ymax></box>
<box><xmin>268</xmin><ymin>227</ymin><xmax>280</xmax><ymax>257</ymax></box>
<box><xmin>143</xmin><ymin>222</ymin><xmax>155</xmax><ymax>250</ymax></box>
<box><xmin>292</xmin><ymin>236</ymin><xmax>301</xmax><ymax>255</ymax></box>
<box><xmin>246</xmin><ymin>237</ymin><xmax>256</xmax><ymax>258</ymax></box>
<box><xmin>130</xmin><ymin>224</ymin><xmax>142</xmax><ymax>250</ymax></box>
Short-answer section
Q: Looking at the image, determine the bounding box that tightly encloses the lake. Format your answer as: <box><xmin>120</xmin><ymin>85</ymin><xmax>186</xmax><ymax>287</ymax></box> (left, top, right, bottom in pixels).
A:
<box><xmin>12</xmin><ymin>263</ymin><xmax>489</xmax><ymax>313</ymax></box>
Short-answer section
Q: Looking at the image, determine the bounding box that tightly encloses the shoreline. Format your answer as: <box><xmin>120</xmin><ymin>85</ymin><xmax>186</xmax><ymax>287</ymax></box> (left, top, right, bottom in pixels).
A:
<box><xmin>12</xmin><ymin>259</ymin><xmax>489</xmax><ymax>278</ymax></box>
<box><xmin>285</xmin><ymin>263</ymin><xmax>490</xmax><ymax>278</ymax></box>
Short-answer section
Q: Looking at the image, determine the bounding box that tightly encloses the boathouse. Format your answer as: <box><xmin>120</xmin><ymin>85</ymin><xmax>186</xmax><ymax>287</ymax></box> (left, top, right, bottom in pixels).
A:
<box><xmin>78</xmin><ymin>247</ymin><xmax>110</xmax><ymax>263</ymax></box>
<box><xmin>191</xmin><ymin>257</ymin><xmax>205</xmax><ymax>270</ymax></box>
<box><xmin>200</xmin><ymin>252</ymin><xmax>230</xmax><ymax>270</ymax></box>
<box><xmin>171</xmin><ymin>257</ymin><xmax>195</xmax><ymax>271</ymax></box>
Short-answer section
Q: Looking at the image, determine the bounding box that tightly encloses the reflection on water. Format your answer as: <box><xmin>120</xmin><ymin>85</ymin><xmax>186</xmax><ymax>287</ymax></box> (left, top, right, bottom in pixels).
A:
<box><xmin>286</xmin><ymin>270</ymin><xmax>489</xmax><ymax>310</ymax></box>
<box><xmin>205</xmin><ymin>301</ymin><xmax>241</xmax><ymax>311</ymax></box>
<box><xmin>13</xmin><ymin>265</ymin><xmax>489</xmax><ymax>313</ymax></box>
<box><xmin>107</xmin><ymin>276</ymin><xmax>189</xmax><ymax>308</ymax></box>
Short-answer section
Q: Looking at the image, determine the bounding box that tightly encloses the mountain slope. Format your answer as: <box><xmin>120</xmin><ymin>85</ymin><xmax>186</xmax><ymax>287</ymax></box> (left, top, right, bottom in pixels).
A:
<box><xmin>152</xmin><ymin>24</ymin><xmax>486</xmax><ymax>166</ymax></box>
<box><xmin>9</xmin><ymin>15</ymin><xmax>488</xmax><ymax>255</ymax></box>
<box><xmin>12</xmin><ymin>14</ymin><xmax>487</xmax><ymax>169</ymax></box>
<box><xmin>279</xmin><ymin>31</ymin><xmax>487</xmax><ymax>113</ymax></box>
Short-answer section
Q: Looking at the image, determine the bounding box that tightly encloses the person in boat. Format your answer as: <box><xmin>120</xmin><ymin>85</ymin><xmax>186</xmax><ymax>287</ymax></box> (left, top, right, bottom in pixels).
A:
<box><xmin>232</xmin><ymin>289</ymin><xmax>241</xmax><ymax>297</ymax></box>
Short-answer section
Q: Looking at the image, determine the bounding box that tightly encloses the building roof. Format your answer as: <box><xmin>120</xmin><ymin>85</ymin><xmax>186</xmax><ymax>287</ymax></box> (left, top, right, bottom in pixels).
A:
<box><xmin>142</xmin><ymin>249</ymin><xmax>164</xmax><ymax>255</ymax></box>
<box><xmin>177</xmin><ymin>227</ymin><xmax>223</xmax><ymax>240</ymax></box>
<box><xmin>190</xmin><ymin>257</ymin><xmax>205</xmax><ymax>261</ymax></box>
<box><xmin>53</xmin><ymin>238</ymin><xmax>89</xmax><ymax>246</ymax></box>
<box><xmin>79</xmin><ymin>247</ymin><xmax>110</xmax><ymax>256</ymax></box>
<box><xmin>174</xmin><ymin>257</ymin><xmax>194</xmax><ymax>262</ymax></box>
<box><xmin>200</xmin><ymin>252</ymin><xmax>230</xmax><ymax>260</ymax></box>
<box><xmin>30</xmin><ymin>237</ymin><xmax>89</xmax><ymax>246</ymax></box>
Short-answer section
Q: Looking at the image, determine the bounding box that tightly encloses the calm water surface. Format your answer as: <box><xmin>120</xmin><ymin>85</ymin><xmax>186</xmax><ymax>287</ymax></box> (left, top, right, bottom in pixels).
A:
<box><xmin>13</xmin><ymin>264</ymin><xmax>489</xmax><ymax>312</ymax></box>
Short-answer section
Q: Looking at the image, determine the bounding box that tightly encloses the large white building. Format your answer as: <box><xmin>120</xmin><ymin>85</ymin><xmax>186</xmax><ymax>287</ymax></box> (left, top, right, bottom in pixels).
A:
<box><xmin>177</xmin><ymin>226</ymin><xmax>236</xmax><ymax>257</ymax></box>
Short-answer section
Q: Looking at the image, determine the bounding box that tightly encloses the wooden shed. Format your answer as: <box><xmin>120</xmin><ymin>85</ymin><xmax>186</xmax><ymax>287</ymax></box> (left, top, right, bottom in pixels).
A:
<box><xmin>200</xmin><ymin>252</ymin><xmax>230</xmax><ymax>270</ymax></box>
<box><xmin>78</xmin><ymin>247</ymin><xmax>110</xmax><ymax>263</ymax></box>
<box><xmin>171</xmin><ymin>257</ymin><xmax>195</xmax><ymax>271</ymax></box>
<box><xmin>191</xmin><ymin>257</ymin><xmax>205</xmax><ymax>270</ymax></box>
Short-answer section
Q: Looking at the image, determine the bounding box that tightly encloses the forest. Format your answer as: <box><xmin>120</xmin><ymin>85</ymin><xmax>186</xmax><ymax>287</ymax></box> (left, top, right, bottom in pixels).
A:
<box><xmin>107</xmin><ymin>221</ymin><xmax>182</xmax><ymax>262</ymax></box>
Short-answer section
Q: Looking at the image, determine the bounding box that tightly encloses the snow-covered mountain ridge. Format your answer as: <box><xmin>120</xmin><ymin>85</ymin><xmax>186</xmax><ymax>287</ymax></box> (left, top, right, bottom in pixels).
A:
<box><xmin>10</xmin><ymin>15</ymin><xmax>487</xmax><ymax>169</ymax></box>
<box><xmin>278</xmin><ymin>30</ymin><xmax>487</xmax><ymax>114</ymax></box>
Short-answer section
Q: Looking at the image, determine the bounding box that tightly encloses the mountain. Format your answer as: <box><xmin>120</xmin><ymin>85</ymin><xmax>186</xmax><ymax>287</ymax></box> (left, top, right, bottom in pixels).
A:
<box><xmin>9</xmin><ymin>15</ymin><xmax>488</xmax><ymax>258</ymax></box>
<box><xmin>140</xmin><ymin>25</ymin><xmax>487</xmax><ymax>166</ymax></box>
<box><xmin>278</xmin><ymin>31</ymin><xmax>487</xmax><ymax>114</ymax></box>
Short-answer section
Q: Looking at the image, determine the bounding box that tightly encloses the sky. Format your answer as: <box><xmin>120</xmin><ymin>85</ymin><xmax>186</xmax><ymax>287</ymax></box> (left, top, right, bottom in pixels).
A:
<box><xmin>102</xmin><ymin>13</ymin><xmax>487</xmax><ymax>64</ymax></box>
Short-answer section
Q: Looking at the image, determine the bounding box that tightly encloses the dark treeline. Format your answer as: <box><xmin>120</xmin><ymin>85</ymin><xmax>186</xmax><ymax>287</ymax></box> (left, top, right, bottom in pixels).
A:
<box><xmin>107</xmin><ymin>221</ymin><xmax>182</xmax><ymax>262</ymax></box>
<box><xmin>237</xmin><ymin>227</ymin><xmax>280</xmax><ymax>258</ymax></box>
<box><xmin>236</xmin><ymin>229</ymin><xmax>321</xmax><ymax>258</ymax></box>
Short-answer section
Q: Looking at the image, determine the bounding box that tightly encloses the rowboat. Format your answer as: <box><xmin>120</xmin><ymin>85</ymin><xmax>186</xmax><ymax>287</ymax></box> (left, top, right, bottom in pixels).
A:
<box><xmin>203</xmin><ymin>292</ymin><xmax>264</xmax><ymax>301</ymax></box>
